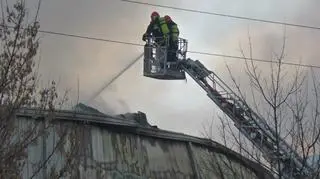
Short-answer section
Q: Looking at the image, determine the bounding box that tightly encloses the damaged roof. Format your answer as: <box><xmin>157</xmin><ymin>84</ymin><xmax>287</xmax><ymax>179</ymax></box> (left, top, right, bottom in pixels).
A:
<box><xmin>74</xmin><ymin>103</ymin><xmax>157</xmax><ymax>128</ymax></box>
<box><xmin>16</xmin><ymin>103</ymin><xmax>274</xmax><ymax>178</ymax></box>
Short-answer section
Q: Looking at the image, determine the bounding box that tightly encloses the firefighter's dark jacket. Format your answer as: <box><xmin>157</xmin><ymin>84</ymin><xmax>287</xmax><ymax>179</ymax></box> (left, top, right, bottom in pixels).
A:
<box><xmin>143</xmin><ymin>17</ymin><xmax>170</xmax><ymax>41</ymax></box>
<box><xmin>167</xmin><ymin>20</ymin><xmax>179</xmax><ymax>42</ymax></box>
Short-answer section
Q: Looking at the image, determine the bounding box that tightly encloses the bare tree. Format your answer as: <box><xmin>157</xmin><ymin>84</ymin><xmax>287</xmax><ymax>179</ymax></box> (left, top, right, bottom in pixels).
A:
<box><xmin>201</xmin><ymin>117</ymin><xmax>272</xmax><ymax>179</ymax></box>
<box><xmin>202</xmin><ymin>31</ymin><xmax>320</xmax><ymax>179</ymax></box>
<box><xmin>0</xmin><ymin>0</ymin><xmax>86</xmax><ymax>178</ymax></box>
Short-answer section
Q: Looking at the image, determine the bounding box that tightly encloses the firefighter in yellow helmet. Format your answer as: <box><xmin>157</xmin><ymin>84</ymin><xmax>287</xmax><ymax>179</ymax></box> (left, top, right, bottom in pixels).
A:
<box><xmin>164</xmin><ymin>15</ymin><xmax>180</xmax><ymax>62</ymax></box>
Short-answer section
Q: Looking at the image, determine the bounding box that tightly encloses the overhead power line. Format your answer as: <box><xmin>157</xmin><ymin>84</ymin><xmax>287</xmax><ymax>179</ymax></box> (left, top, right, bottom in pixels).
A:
<box><xmin>121</xmin><ymin>0</ymin><xmax>320</xmax><ymax>31</ymax></box>
<box><xmin>40</xmin><ymin>30</ymin><xmax>144</xmax><ymax>47</ymax></box>
<box><xmin>1</xmin><ymin>22</ymin><xmax>319</xmax><ymax>68</ymax></box>
<box><xmin>187</xmin><ymin>51</ymin><xmax>320</xmax><ymax>69</ymax></box>
<box><xmin>36</xmin><ymin>29</ymin><xmax>320</xmax><ymax>69</ymax></box>
<box><xmin>3</xmin><ymin>24</ymin><xmax>316</xmax><ymax>68</ymax></box>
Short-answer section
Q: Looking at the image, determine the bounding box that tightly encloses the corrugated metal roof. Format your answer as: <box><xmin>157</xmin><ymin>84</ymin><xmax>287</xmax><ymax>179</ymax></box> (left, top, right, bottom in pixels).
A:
<box><xmin>16</xmin><ymin>105</ymin><xmax>274</xmax><ymax>179</ymax></box>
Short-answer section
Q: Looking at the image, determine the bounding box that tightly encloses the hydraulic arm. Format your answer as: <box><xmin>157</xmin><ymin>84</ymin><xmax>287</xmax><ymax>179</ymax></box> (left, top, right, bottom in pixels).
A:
<box><xmin>178</xmin><ymin>58</ymin><xmax>313</xmax><ymax>178</ymax></box>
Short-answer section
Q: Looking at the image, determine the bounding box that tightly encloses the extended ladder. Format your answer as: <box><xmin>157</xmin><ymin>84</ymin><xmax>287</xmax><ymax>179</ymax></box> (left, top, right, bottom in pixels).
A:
<box><xmin>142</xmin><ymin>36</ymin><xmax>314</xmax><ymax>178</ymax></box>
<box><xmin>178</xmin><ymin>58</ymin><xmax>313</xmax><ymax>178</ymax></box>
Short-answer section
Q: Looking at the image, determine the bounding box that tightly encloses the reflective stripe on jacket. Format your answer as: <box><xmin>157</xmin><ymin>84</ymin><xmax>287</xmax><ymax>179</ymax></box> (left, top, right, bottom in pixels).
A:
<box><xmin>159</xmin><ymin>17</ymin><xmax>170</xmax><ymax>36</ymax></box>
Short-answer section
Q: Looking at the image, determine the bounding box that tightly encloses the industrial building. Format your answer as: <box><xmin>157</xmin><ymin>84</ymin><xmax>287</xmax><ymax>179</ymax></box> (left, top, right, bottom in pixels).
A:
<box><xmin>16</xmin><ymin>103</ymin><xmax>274</xmax><ymax>179</ymax></box>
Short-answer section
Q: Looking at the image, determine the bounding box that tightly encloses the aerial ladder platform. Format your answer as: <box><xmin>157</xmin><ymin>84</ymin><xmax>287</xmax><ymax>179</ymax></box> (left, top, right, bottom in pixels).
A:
<box><xmin>143</xmin><ymin>36</ymin><xmax>314</xmax><ymax>179</ymax></box>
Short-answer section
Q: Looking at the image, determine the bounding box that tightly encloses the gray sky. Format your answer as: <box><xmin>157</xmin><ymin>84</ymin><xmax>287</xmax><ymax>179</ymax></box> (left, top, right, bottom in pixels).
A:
<box><xmin>21</xmin><ymin>0</ymin><xmax>320</xmax><ymax>139</ymax></box>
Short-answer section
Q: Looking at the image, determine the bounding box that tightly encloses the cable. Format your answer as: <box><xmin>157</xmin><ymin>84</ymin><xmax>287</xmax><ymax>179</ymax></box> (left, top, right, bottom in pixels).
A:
<box><xmin>121</xmin><ymin>0</ymin><xmax>320</xmax><ymax>31</ymax></box>
<box><xmin>2</xmin><ymin>24</ymin><xmax>318</xmax><ymax>68</ymax></box>
<box><xmin>40</xmin><ymin>30</ymin><xmax>144</xmax><ymax>47</ymax></box>
<box><xmin>36</xmin><ymin>29</ymin><xmax>320</xmax><ymax>69</ymax></box>
<box><xmin>0</xmin><ymin>24</ymin><xmax>144</xmax><ymax>46</ymax></box>
<box><xmin>187</xmin><ymin>51</ymin><xmax>320</xmax><ymax>69</ymax></box>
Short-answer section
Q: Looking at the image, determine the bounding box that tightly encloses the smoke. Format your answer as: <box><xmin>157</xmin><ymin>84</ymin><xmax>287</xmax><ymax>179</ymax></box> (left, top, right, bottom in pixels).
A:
<box><xmin>29</xmin><ymin>0</ymin><xmax>320</xmax><ymax>137</ymax></box>
<box><xmin>225</xmin><ymin>1</ymin><xmax>320</xmax><ymax>66</ymax></box>
<box><xmin>83</xmin><ymin>96</ymin><xmax>116</xmax><ymax>114</ymax></box>
<box><xmin>78</xmin><ymin>91</ymin><xmax>131</xmax><ymax>115</ymax></box>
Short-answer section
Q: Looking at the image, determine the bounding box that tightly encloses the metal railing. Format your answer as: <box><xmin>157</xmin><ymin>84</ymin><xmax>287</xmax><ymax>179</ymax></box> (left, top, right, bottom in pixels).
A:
<box><xmin>144</xmin><ymin>36</ymin><xmax>188</xmax><ymax>75</ymax></box>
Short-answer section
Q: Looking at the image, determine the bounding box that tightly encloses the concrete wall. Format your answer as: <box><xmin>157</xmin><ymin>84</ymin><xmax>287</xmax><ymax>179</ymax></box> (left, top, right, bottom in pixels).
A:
<box><xmin>15</xmin><ymin>108</ymin><xmax>274</xmax><ymax>179</ymax></box>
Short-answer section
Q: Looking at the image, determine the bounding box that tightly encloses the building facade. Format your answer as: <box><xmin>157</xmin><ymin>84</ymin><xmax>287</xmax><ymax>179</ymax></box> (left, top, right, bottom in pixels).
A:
<box><xmin>15</xmin><ymin>104</ymin><xmax>274</xmax><ymax>179</ymax></box>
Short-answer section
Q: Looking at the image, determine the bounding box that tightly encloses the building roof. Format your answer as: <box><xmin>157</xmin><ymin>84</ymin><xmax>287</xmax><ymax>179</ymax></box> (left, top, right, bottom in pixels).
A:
<box><xmin>16</xmin><ymin>103</ymin><xmax>274</xmax><ymax>178</ymax></box>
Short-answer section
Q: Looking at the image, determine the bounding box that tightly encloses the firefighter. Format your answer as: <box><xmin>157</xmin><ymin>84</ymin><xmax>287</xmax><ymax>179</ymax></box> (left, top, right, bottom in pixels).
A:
<box><xmin>142</xmin><ymin>12</ymin><xmax>170</xmax><ymax>70</ymax></box>
<box><xmin>142</xmin><ymin>11</ymin><xmax>170</xmax><ymax>46</ymax></box>
<box><xmin>164</xmin><ymin>15</ymin><xmax>179</xmax><ymax>62</ymax></box>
